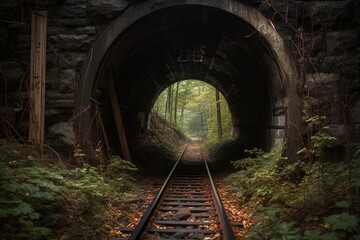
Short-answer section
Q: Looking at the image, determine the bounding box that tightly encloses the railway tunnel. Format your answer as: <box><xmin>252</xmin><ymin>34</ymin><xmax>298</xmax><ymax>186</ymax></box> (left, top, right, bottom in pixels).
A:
<box><xmin>75</xmin><ymin>0</ymin><xmax>302</xmax><ymax>166</ymax></box>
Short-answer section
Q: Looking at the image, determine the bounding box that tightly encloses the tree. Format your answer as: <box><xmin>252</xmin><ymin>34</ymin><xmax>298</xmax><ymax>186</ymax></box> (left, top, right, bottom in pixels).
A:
<box><xmin>179</xmin><ymin>81</ymin><xmax>190</xmax><ymax>126</ymax></box>
<box><xmin>174</xmin><ymin>82</ymin><xmax>180</xmax><ymax>124</ymax></box>
<box><xmin>152</xmin><ymin>80</ymin><xmax>232</xmax><ymax>144</ymax></box>
<box><xmin>215</xmin><ymin>89</ymin><xmax>223</xmax><ymax>140</ymax></box>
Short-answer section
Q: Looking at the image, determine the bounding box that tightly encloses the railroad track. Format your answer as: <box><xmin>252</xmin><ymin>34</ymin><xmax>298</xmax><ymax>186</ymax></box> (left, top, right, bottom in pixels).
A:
<box><xmin>120</xmin><ymin>143</ymin><xmax>238</xmax><ymax>239</ymax></box>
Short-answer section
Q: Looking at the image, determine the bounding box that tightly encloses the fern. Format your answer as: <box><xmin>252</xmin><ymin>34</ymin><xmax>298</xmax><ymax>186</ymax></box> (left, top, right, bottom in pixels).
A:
<box><xmin>0</xmin><ymin>139</ymin><xmax>142</xmax><ymax>239</ymax></box>
<box><xmin>225</xmin><ymin>135</ymin><xmax>360</xmax><ymax>238</ymax></box>
<box><xmin>324</xmin><ymin>212</ymin><xmax>360</xmax><ymax>232</ymax></box>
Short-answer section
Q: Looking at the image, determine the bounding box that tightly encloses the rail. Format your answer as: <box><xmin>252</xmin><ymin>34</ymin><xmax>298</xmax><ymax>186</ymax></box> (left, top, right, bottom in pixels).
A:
<box><xmin>128</xmin><ymin>143</ymin><xmax>189</xmax><ymax>240</ymax></box>
<box><xmin>204</xmin><ymin>157</ymin><xmax>236</xmax><ymax>240</ymax></box>
<box><xmin>126</xmin><ymin>142</ymin><xmax>236</xmax><ymax>239</ymax></box>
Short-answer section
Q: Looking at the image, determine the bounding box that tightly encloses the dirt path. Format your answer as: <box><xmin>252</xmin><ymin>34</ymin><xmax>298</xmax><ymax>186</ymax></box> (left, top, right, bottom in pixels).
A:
<box><xmin>181</xmin><ymin>138</ymin><xmax>203</xmax><ymax>164</ymax></box>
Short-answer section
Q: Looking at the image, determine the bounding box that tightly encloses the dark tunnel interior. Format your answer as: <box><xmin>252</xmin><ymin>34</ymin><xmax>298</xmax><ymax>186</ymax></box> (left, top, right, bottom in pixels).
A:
<box><xmin>88</xmin><ymin>4</ymin><xmax>290</xmax><ymax>158</ymax></box>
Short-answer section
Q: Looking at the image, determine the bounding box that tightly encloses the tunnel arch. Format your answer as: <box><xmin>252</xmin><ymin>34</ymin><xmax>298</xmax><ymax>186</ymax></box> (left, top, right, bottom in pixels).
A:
<box><xmin>75</xmin><ymin>0</ymin><xmax>301</xmax><ymax>160</ymax></box>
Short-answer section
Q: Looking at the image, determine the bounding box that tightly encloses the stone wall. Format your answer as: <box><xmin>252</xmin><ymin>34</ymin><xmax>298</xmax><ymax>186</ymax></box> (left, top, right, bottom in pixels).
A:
<box><xmin>0</xmin><ymin>0</ymin><xmax>358</xmax><ymax>154</ymax></box>
<box><xmin>260</xmin><ymin>0</ymin><xmax>359</xmax><ymax>151</ymax></box>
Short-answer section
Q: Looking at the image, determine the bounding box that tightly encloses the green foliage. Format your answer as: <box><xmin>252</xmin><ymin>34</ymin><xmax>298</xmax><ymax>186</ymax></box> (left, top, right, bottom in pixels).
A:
<box><xmin>324</xmin><ymin>212</ymin><xmax>359</xmax><ymax>232</ymax></box>
<box><xmin>73</xmin><ymin>144</ymin><xmax>86</xmax><ymax>165</ymax></box>
<box><xmin>303</xmin><ymin>230</ymin><xmax>344</xmax><ymax>240</ymax></box>
<box><xmin>297</xmin><ymin>115</ymin><xmax>336</xmax><ymax>160</ymax></box>
<box><xmin>0</xmin><ymin>144</ymin><xmax>68</xmax><ymax>239</ymax></box>
<box><xmin>152</xmin><ymin>135</ymin><xmax>178</xmax><ymax>153</ymax></box>
<box><xmin>355</xmin><ymin>144</ymin><xmax>360</xmax><ymax>158</ymax></box>
<box><xmin>226</xmin><ymin>123</ymin><xmax>360</xmax><ymax>239</ymax></box>
<box><xmin>0</xmin><ymin>139</ymin><xmax>142</xmax><ymax>239</ymax></box>
<box><xmin>246</xmin><ymin>206</ymin><xmax>302</xmax><ymax>240</ymax></box>
<box><xmin>106</xmin><ymin>155</ymin><xmax>138</xmax><ymax>174</ymax></box>
<box><xmin>152</xmin><ymin>80</ymin><xmax>232</xmax><ymax>147</ymax></box>
<box><xmin>227</xmin><ymin>143</ymin><xmax>291</xmax><ymax>204</ymax></box>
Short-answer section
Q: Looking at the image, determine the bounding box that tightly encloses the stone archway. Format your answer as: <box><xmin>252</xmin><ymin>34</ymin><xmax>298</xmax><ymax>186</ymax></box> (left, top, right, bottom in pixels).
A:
<box><xmin>75</xmin><ymin>0</ymin><xmax>301</xmax><ymax>161</ymax></box>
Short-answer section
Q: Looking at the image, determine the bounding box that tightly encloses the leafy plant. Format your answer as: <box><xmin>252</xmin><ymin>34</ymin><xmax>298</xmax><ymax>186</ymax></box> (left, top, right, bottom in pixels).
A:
<box><xmin>0</xmin><ymin>141</ymin><xmax>68</xmax><ymax>239</ymax></box>
<box><xmin>324</xmin><ymin>212</ymin><xmax>359</xmax><ymax>232</ymax></box>
<box><xmin>227</xmin><ymin>143</ymin><xmax>292</xmax><ymax>204</ymax></box>
<box><xmin>73</xmin><ymin>144</ymin><xmax>86</xmax><ymax>166</ymax></box>
<box><xmin>0</xmin><ymin>139</ymin><xmax>143</xmax><ymax>239</ymax></box>
<box><xmin>297</xmin><ymin>115</ymin><xmax>336</xmax><ymax>161</ymax></box>
<box><xmin>106</xmin><ymin>155</ymin><xmax>139</xmax><ymax>175</ymax></box>
<box><xmin>225</xmin><ymin>124</ymin><xmax>360</xmax><ymax>239</ymax></box>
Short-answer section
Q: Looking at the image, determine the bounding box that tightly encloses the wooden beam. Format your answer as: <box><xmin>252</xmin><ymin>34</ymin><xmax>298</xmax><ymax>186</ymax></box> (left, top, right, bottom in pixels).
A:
<box><xmin>107</xmin><ymin>78</ymin><xmax>132</xmax><ymax>162</ymax></box>
<box><xmin>29</xmin><ymin>11</ymin><xmax>47</xmax><ymax>153</ymax></box>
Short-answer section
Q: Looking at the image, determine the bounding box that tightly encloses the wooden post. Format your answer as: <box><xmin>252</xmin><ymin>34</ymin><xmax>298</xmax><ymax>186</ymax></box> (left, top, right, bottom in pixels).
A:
<box><xmin>107</xmin><ymin>78</ymin><xmax>132</xmax><ymax>162</ymax></box>
<box><xmin>29</xmin><ymin>11</ymin><xmax>47</xmax><ymax>153</ymax></box>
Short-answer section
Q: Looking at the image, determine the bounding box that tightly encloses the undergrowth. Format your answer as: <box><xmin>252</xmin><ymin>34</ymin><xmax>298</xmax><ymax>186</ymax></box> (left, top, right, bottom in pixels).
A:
<box><xmin>0</xmin><ymin>139</ymin><xmax>141</xmax><ymax>239</ymax></box>
<box><xmin>226</xmin><ymin>116</ymin><xmax>360</xmax><ymax>239</ymax></box>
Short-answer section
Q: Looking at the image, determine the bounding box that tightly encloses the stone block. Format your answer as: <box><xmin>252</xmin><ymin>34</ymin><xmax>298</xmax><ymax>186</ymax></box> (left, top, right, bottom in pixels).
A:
<box><xmin>266</xmin><ymin>129</ymin><xmax>285</xmax><ymax>139</ymax></box>
<box><xmin>48</xmin><ymin>26</ymin><xmax>95</xmax><ymax>37</ymax></box>
<box><xmin>45</xmin><ymin>108</ymin><xmax>74</xmax><ymax>124</ymax></box>
<box><xmin>48</xmin><ymin>18</ymin><xmax>87</xmax><ymax>26</ymax></box>
<box><xmin>46</xmin><ymin>52</ymin><xmax>59</xmax><ymax>68</ymax></box>
<box><xmin>174</xmin><ymin>209</ymin><xmax>191</xmax><ymax>220</ymax></box>
<box><xmin>48</xmin><ymin>34</ymin><xmax>95</xmax><ymax>51</ymax></box>
<box><xmin>326</xmin><ymin>30</ymin><xmax>358</xmax><ymax>54</ymax></box>
<box><xmin>303</xmin><ymin>1</ymin><xmax>353</xmax><ymax>25</ymax></box>
<box><xmin>304</xmin><ymin>73</ymin><xmax>339</xmax><ymax>90</ymax></box>
<box><xmin>51</xmin><ymin>0</ymin><xmax>87</xmax><ymax>19</ymax></box>
<box><xmin>87</xmin><ymin>0</ymin><xmax>129</xmax><ymax>23</ymax></box>
<box><xmin>59</xmin><ymin>52</ymin><xmax>87</xmax><ymax>68</ymax></box>
<box><xmin>272</xmin><ymin>115</ymin><xmax>286</xmax><ymax>127</ymax></box>
<box><xmin>46</xmin><ymin>67</ymin><xmax>59</xmax><ymax>91</ymax></box>
<box><xmin>46</xmin><ymin>121</ymin><xmax>76</xmax><ymax>152</ymax></box>
<box><xmin>46</xmin><ymin>93</ymin><xmax>75</xmax><ymax>108</ymax></box>
<box><xmin>318</xmin><ymin>55</ymin><xmax>345</xmax><ymax>73</ymax></box>
<box><xmin>0</xmin><ymin>62</ymin><xmax>24</xmax><ymax>91</ymax></box>
<box><xmin>48</xmin><ymin>26</ymin><xmax>96</xmax><ymax>51</ymax></box>
<box><xmin>59</xmin><ymin>69</ymin><xmax>77</xmax><ymax>93</ymax></box>
<box><xmin>74</xmin><ymin>26</ymin><xmax>97</xmax><ymax>35</ymax></box>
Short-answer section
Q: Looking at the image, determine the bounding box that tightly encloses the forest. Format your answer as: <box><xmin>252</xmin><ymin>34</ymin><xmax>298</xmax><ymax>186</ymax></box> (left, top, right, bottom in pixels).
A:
<box><xmin>1</xmin><ymin>80</ymin><xmax>360</xmax><ymax>239</ymax></box>
<box><xmin>152</xmin><ymin>80</ymin><xmax>232</xmax><ymax>148</ymax></box>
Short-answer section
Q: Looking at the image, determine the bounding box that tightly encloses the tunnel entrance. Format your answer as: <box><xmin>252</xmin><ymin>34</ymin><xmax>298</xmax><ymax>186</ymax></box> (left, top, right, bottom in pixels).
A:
<box><xmin>152</xmin><ymin>80</ymin><xmax>232</xmax><ymax>145</ymax></box>
<box><xmin>75</xmin><ymin>0</ymin><xmax>301</xmax><ymax>165</ymax></box>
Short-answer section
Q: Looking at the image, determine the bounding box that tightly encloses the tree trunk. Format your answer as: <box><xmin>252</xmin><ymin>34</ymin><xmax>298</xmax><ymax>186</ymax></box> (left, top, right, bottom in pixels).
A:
<box><xmin>163</xmin><ymin>86</ymin><xmax>171</xmax><ymax>132</ymax></box>
<box><xmin>180</xmin><ymin>81</ymin><xmax>190</xmax><ymax>126</ymax></box>
<box><xmin>174</xmin><ymin>82</ymin><xmax>180</xmax><ymax>124</ymax></box>
<box><xmin>215</xmin><ymin>90</ymin><xmax>223</xmax><ymax>140</ymax></box>
<box><xmin>168</xmin><ymin>85</ymin><xmax>173</xmax><ymax>124</ymax></box>
<box><xmin>200</xmin><ymin>111</ymin><xmax>204</xmax><ymax>133</ymax></box>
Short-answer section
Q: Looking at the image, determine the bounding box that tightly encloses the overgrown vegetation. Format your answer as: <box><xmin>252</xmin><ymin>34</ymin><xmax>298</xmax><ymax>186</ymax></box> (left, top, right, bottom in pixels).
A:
<box><xmin>0</xmin><ymin>139</ymin><xmax>141</xmax><ymax>239</ymax></box>
<box><xmin>130</xmin><ymin>113</ymin><xmax>188</xmax><ymax>173</ymax></box>
<box><xmin>226</xmin><ymin>116</ymin><xmax>360</xmax><ymax>239</ymax></box>
<box><xmin>207</xmin><ymin>139</ymin><xmax>250</xmax><ymax>169</ymax></box>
